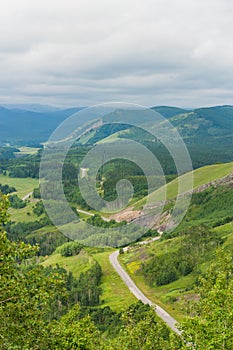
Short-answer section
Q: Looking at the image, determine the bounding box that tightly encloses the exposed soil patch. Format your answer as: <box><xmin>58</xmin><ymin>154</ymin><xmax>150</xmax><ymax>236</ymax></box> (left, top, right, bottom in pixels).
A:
<box><xmin>110</xmin><ymin>206</ymin><xmax>141</xmax><ymax>222</ymax></box>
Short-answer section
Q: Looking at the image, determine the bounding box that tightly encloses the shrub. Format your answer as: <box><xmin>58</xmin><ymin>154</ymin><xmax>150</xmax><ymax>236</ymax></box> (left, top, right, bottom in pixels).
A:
<box><xmin>9</xmin><ymin>194</ymin><xmax>26</xmax><ymax>209</ymax></box>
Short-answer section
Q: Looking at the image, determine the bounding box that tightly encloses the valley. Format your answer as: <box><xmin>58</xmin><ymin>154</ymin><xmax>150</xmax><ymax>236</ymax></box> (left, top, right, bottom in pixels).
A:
<box><xmin>1</xmin><ymin>105</ymin><xmax>233</xmax><ymax>348</ymax></box>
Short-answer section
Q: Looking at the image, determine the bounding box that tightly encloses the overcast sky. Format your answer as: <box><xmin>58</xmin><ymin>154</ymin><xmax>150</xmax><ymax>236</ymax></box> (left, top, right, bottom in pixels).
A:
<box><xmin>1</xmin><ymin>0</ymin><xmax>233</xmax><ymax>108</ymax></box>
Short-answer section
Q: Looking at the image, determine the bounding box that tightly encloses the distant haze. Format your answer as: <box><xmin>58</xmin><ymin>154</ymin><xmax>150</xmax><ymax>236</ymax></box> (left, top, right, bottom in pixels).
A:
<box><xmin>0</xmin><ymin>1</ymin><xmax>233</xmax><ymax>107</ymax></box>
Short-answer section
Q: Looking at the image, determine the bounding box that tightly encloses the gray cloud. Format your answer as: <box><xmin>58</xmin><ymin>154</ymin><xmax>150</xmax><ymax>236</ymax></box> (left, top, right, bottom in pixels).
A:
<box><xmin>0</xmin><ymin>0</ymin><xmax>233</xmax><ymax>107</ymax></box>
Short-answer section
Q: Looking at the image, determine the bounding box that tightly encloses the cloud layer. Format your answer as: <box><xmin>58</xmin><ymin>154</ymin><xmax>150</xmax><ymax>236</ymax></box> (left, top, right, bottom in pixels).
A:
<box><xmin>1</xmin><ymin>0</ymin><xmax>233</xmax><ymax>107</ymax></box>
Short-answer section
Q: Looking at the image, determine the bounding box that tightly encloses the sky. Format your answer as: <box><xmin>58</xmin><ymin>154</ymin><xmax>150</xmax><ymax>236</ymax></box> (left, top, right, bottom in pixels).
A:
<box><xmin>1</xmin><ymin>0</ymin><xmax>233</xmax><ymax>108</ymax></box>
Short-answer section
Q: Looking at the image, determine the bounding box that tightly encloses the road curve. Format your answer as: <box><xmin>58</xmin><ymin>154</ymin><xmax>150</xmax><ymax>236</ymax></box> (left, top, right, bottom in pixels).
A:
<box><xmin>22</xmin><ymin>191</ymin><xmax>33</xmax><ymax>201</ymax></box>
<box><xmin>109</xmin><ymin>249</ymin><xmax>181</xmax><ymax>335</ymax></box>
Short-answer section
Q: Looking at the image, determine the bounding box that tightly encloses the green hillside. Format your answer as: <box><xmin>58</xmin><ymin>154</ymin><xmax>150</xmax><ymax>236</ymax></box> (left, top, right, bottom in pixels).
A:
<box><xmin>134</xmin><ymin>162</ymin><xmax>233</xmax><ymax>208</ymax></box>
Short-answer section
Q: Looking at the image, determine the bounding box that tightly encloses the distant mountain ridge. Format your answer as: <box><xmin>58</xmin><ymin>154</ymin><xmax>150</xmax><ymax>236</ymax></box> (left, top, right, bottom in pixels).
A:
<box><xmin>0</xmin><ymin>106</ymin><xmax>84</xmax><ymax>145</ymax></box>
<box><xmin>2</xmin><ymin>104</ymin><xmax>62</xmax><ymax>113</ymax></box>
<box><xmin>1</xmin><ymin>104</ymin><xmax>233</xmax><ymax>147</ymax></box>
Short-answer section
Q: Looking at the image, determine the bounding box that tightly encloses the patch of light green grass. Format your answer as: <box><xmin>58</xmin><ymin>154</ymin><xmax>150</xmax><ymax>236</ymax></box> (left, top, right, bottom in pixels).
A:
<box><xmin>93</xmin><ymin>249</ymin><xmax>137</xmax><ymax>311</ymax></box>
<box><xmin>0</xmin><ymin>174</ymin><xmax>38</xmax><ymax>198</ymax></box>
<box><xmin>97</xmin><ymin>129</ymin><xmax>130</xmax><ymax>144</ymax></box>
<box><xmin>9</xmin><ymin>201</ymin><xmax>39</xmax><ymax>223</ymax></box>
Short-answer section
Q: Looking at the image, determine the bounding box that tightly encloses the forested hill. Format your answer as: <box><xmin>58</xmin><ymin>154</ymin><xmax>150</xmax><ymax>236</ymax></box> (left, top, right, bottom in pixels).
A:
<box><xmin>167</xmin><ymin>105</ymin><xmax>233</xmax><ymax>140</ymax></box>
<box><xmin>76</xmin><ymin>105</ymin><xmax>233</xmax><ymax>146</ymax></box>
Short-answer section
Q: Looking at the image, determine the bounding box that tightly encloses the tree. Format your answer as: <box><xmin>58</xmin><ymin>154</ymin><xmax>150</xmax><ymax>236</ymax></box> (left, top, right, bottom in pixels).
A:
<box><xmin>9</xmin><ymin>193</ymin><xmax>26</xmax><ymax>208</ymax></box>
<box><xmin>181</xmin><ymin>249</ymin><xmax>233</xmax><ymax>349</ymax></box>
<box><xmin>0</xmin><ymin>193</ymin><xmax>64</xmax><ymax>349</ymax></box>
<box><xmin>106</xmin><ymin>302</ymin><xmax>182</xmax><ymax>350</ymax></box>
<box><xmin>48</xmin><ymin>305</ymin><xmax>101</xmax><ymax>350</ymax></box>
<box><xmin>57</xmin><ymin>241</ymin><xmax>84</xmax><ymax>257</ymax></box>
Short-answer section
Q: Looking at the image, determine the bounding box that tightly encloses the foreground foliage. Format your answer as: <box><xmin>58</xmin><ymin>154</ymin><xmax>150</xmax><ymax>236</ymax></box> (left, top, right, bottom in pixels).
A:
<box><xmin>181</xmin><ymin>249</ymin><xmax>233</xmax><ymax>349</ymax></box>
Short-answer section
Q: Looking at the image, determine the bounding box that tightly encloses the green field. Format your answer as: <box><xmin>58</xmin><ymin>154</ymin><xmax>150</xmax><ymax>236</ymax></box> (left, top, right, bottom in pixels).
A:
<box><xmin>16</xmin><ymin>147</ymin><xmax>40</xmax><ymax>155</ymax></box>
<box><xmin>42</xmin><ymin>250</ymin><xmax>96</xmax><ymax>275</ymax></box>
<box><xmin>42</xmin><ymin>247</ymin><xmax>137</xmax><ymax>312</ymax></box>
<box><xmin>0</xmin><ymin>174</ymin><xmax>38</xmax><ymax>198</ymax></box>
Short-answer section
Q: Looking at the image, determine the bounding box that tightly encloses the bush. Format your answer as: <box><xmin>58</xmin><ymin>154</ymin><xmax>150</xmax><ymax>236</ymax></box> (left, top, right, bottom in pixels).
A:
<box><xmin>57</xmin><ymin>241</ymin><xmax>84</xmax><ymax>257</ymax></box>
<box><xmin>33</xmin><ymin>201</ymin><xmax>45</xmax><ymax>216</ymax></box>
<box><xmin>9</xmin><ymin>194</ymin><xmax>26</xmax><ymax>209</ymax></box>
<box><xmin>0</xmin><ymin>183</ymin><xmax>16</xmax><ymax>194</ymax></box>
<box><xmin>33</xmin><ymin>187</ymin><xmax>41</xmax><ymax>198</ymax></box>
<box><xmin>119</xmin><ymin>247</ymin><xmax>124</xmax><ymax>254</ymax></box>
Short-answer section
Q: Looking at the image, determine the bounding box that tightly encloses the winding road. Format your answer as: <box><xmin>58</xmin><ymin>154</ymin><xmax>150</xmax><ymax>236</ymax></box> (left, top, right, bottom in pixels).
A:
<box><xmin>77</xmin><ymin>204</ymin><xmax>181</xmax><ymax>334</ymax></box>
<box><xmin>109</xmin><ymin>244</ymin><xmax>181</xmax><ymax>335</ymax></box>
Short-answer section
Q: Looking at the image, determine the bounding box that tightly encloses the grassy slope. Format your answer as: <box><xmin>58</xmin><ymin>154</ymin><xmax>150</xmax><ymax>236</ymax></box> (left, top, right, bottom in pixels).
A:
<box><xmin>96</xmin><ymin>129</ymin><xmax>130</xmax><ymax>144</ymax></box>
<box><xmin>0</xmin><ymin>174</ymin><xmax>39</xmax><ymax>222</ymax></box>
<box><xmin>119</xmin><ymin>239</ymin><xmax>189</xmax><ymax>322</ymax></box>
<box><xmin>135</xmin><ymin>162</ymin><xmax>233</xmax><ymax>209</ymax></box>
<box><xmin>42</xmin><ymin>247</ymin><xmax>137</xmax><ymax>312</ymax></box>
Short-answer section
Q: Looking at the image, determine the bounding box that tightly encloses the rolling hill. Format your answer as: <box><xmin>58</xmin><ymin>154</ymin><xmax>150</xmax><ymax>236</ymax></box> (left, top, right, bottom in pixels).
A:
<box><xmin>77</xmin><ymin>105</ymin><xmax>233</xmax><ymax>144</ymax></box>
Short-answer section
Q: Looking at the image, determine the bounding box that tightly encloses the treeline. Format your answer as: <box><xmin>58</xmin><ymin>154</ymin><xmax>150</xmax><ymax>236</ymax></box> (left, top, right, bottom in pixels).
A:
<box><xmin>56</xmin><ymin>241</ymin><xmax>84</xmax><ymax>257</ymax></box>
<box><xmin>1</xmin><ymin>151</ymin><xmax>41</xmax><ymax>178</ymax></box>
<box><xmin>9</xmin><ymin>194</ymin><xmax>26</xmax><ymax>208</ymax></box>
<box><xmin>0</xmin><ymin>184</ymin><xmax>27</xmax><ymax>208</ymax></box>
<box><xmin>45</xmin><ymin>262</ymin><xmax>102</xmax><ymax>321</ymax></box>
<box><xmin>86</xmin><ymin>123</ymin><xmax>131</xmax><ymax>144</ymax></box>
